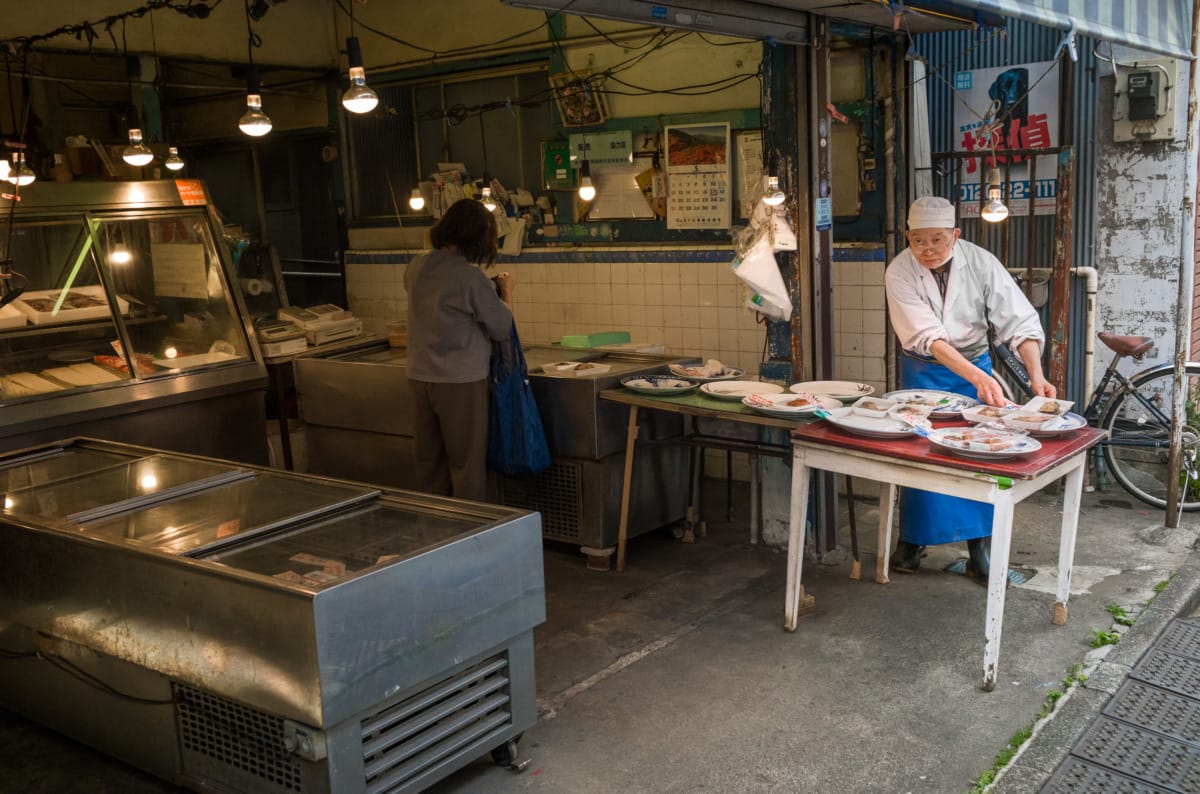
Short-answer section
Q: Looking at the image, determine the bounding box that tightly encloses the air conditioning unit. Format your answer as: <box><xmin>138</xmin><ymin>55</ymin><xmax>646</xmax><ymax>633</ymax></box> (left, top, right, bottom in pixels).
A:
<box><xmin>502</xmin><ymin>0</ymin><xmax>810</xmax><ymax>44</ymax></box>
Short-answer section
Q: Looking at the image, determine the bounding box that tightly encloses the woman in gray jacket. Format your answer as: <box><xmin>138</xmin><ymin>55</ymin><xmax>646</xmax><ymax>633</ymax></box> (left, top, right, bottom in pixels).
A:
<box><xmin>405</xmin><ymin>198</ymin><xmax>514</xmax><ymax>501</ymax></box>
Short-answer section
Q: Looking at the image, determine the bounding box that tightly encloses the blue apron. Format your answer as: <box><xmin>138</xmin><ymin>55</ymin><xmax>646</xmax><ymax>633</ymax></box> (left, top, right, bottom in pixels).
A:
<box><xmin>898</xmin><ymin>351</ymin><xmax>994</xmax><ymax>545</ymax></box>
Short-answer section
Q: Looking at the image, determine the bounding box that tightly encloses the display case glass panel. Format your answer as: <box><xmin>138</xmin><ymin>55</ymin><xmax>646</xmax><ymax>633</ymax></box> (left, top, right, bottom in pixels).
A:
<box><xmin>93</xmin><ymin>212</ymin><xmax>252</xmax><ymax>374</ymax></box>
<box><xmin>80</xmin><ymin>473</ymin><xmax>374</xmax><ymax>555</ymax></box>
<box><xmin>0</xmin><ymin>448</ymin><xmax>138</xmax><ymax>498</ymax></box>
<box><xmin>204</xmin><ymin>501</ymin><xmax>482</xmax><ymax>587</ymax></box>
<box><xmin>0</xmin><ymin>218</ymin><xmax>133</xmax><ymax>399</ymax></box>
<box><xmin>3</xmin><ymin>454</ymin><xmax>239</xmax><ymax>521</ymax></box>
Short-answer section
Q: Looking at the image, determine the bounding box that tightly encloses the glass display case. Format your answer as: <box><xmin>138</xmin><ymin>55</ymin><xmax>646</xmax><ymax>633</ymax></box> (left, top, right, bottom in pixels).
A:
<box><xmin>0</xmin><ymin>438</ymin><xmax>544</xmax><ymax>794</ymax></box>
<box><xmin>0</xmin><ymin>181</ymin><xmax>268</xmax><ymax>463</ymax></box>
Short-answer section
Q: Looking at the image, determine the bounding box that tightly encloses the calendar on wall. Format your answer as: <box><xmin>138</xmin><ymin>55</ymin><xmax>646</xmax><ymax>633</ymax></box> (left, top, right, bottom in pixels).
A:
<box><xmin>664</xmin><ymin>122</ymin><xmax>731</xmax><ymax>230</ymax></box>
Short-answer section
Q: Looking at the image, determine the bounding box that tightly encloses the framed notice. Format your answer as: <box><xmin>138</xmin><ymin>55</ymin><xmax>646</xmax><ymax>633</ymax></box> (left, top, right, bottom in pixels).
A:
<box><xmin>665</xmin><ymin>122</ymin><xmax>731</xmax><ymax>230</ymax></box>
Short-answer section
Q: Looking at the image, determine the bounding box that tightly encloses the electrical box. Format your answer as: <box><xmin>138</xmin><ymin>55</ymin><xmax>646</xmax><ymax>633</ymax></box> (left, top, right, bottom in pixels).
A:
<box><xmin>1113</xmin><ymin>58</ymin><xmax>1180</xmax><ymax>142</ymax></box>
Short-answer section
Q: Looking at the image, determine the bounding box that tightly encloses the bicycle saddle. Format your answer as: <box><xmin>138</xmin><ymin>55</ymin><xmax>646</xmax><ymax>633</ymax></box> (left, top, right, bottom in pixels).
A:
<box><xmin>1098</xmin><ymin>332</ymin><xmax>1154</xmax><ymax>357</ymax></box>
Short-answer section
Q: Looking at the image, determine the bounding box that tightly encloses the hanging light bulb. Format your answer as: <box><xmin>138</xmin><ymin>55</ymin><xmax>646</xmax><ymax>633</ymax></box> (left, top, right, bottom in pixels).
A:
<box><xmin>122</xmin><ymin>128</ymin><xmax>154</xmax><ymax>167</ymax></box>
<box><xmin>481</xmin><ymin>186</ymin><xmax>498</xmax><ymax>212</ymax></box>
<box><xmin>164</xmin><ymin>146</ymin><xmax>185</xmax><ymax>171</ymax></box>
<box><xmin>408</xmin><ymin>187</ymin><xmax>425</xmax><ymax>211</ymax></box>
<box><xmin>109</xmin><ymin>246</ymin><xmax>132</xmax><ymax>265</ymax></box>
<box><xmin>239</xmin><ymin>93</ymin><xmax>272</xmax><ymax>137</ymax></box>
<box><xmin>6</xmin><ymin>152</ymin><xmax>35</xmax><ymax>186</ymax></box>
<box><xmin>763</xmin><ymin>175</ymin><xmax>786</xmax><ymax>206</ymax></box>
<box><xmin>577</xmin><ymin>160</ymin><xmax>596</xmax><ymax>202</ymax></box>
<box><xmin>981</xmin><ymin>167</ymin><xmax>1010</xmax><ymax>223</ymax></box>
<box><xmin>342</xmin><ymin>37</ymin><xmax>378</xmax><ymax>114</ymax></box>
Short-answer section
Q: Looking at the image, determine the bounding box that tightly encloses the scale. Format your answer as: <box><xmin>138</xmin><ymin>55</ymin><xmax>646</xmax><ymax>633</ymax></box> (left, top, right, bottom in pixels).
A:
<box><xmin>277</xmin><ymin>304</ymin><xmax>363</xmax><ymax>345</ymax></box>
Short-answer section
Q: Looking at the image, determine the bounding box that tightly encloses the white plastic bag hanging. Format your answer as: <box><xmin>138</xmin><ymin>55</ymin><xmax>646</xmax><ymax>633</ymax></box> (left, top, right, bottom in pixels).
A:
<box><xmin>731</xmin><ymin>231</ymin><xmax>791</xmax><ymax>321</ymax></box>
<box><xmin>749</xmin><ymin>200</ymin><xmax>796</xmax><ymax>252</ymax></box>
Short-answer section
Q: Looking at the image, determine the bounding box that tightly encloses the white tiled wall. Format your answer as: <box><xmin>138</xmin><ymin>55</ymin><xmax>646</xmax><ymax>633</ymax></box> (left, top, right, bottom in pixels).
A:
<box><xmin>832</xmin><ymin>256</ymin><xmax>889</xmax><ymax>398</ymax></box>
<box><xmin>346</xmin><ymin>253</ymin><xmax>769</xmax><ymax>376</ymax></box>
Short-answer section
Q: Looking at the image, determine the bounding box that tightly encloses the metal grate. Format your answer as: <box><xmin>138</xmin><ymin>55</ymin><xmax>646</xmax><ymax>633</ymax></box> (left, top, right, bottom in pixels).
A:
<box><xmin>359</xmin><ymin>652</ymin><xmax>513</xmax><ymax>794</ymax></box>
<box><xmin>1104</xmin><ymin>681</ymin><xmax>1200</xmax><ymax>746</ymax></box>
<box><xmin>1043</xmin><ymin>619</ymin><xmax>1200</xmax><ymax>793</ymax></box>
<box><xmin>1042</xmin><ymin>757</ymin><xmax>1171</xmax><ymax>793</ymax></box>
<box><xmin>1070</xmin><ymin>717</ymin><xmax>1200</xmax><ymax>792</ymax></box>
<box><xmin>173</xmin><ymin>682</ymin><xmax>302</xmax><ymax>793</ymax></box>
<box><xmin>1130</xmin><ymin>648</ymin><xmax>1200</xmax><ymax>700</ymax></box>
<box><xmin>498</xmin><ymin>461</ymin><xmax>582</xmax><ymax>541</ymax></box>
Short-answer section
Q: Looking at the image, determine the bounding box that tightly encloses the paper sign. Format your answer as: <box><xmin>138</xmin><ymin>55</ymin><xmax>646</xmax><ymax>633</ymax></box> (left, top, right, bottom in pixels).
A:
<box><xmin>569</xmin><ymin>130</ymin><xmax>634</xmax><ymax>168</ymax></box>
<box><xmin>815</xmin><ymin>197</ymin><xmax>832</xmax><ymax>231</ymax></box>
<box><xmin>174</xmin><ymin>180</ymin><xmax>207</xmax><ymax>206</ymax></box>
<box><xmin>150</xmin><ymin>243</ymin><xmax>208</xmax><ymax>299</ymax></box>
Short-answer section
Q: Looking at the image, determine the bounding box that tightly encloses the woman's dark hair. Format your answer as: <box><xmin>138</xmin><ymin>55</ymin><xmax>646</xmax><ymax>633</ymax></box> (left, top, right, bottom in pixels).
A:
<box><xmin>430</xmin><ymin>198</ymin><xmax>499</xmax><ymax>267</ymax></box>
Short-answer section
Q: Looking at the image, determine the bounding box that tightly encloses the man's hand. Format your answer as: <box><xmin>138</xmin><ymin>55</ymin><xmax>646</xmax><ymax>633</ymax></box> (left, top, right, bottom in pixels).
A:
<box><xmin>1030</xmin><ymin>376</ymin><xmax>1057</xmax><ymax>399</ymax></box>
<box><xmin>972</xmin><ymin>374</ymin><xmax>1008</xmax><ymax>407</ymax></box>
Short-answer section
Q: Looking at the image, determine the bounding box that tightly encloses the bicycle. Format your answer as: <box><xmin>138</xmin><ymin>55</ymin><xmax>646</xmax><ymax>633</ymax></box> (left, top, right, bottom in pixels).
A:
<box><xmin>990</xmin><ymin>331</ymin><xmax>1200</xmax><ymax>512</ymax></box>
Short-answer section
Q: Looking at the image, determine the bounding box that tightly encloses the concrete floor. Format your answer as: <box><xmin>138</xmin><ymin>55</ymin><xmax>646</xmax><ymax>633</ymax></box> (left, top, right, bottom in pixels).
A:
<box><xmin>2</xmin><ymin>471</ymin><xmax>1197</xmax><ymax>793</ymax></box>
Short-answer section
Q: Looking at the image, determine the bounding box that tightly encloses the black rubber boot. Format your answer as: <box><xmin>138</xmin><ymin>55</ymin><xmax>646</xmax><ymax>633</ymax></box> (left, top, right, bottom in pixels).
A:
<box><xmin>891</xmin><ymin>540</ymin><xmax>925</xmax><ymax>574</ymax></box>
<box><xmin>966</xmin><ymin>537</ymin><xmax>991</xmax><ymax>582</ymax></box>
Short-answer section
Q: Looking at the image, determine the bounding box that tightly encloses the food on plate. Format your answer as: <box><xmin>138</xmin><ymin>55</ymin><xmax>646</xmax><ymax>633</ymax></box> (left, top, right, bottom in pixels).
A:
<box><xmin>670</xmin><ymin>358</ymin><xmax>732</xmax><ymax>378</ymax></box>
<box><xmin>1008</xmin><ymin>413</ymin><xmax>1054</xmax><ymax>427</ymax></box>
<box><xmin>893</xmin><ymin>405</ymin><xmax>927</xmax><ymax>416</ymax></box>
<box><xmin>939</xmin><ymin>428</ymin><xmax>1020</xmax><ymax>451</ymax></box>
<box><xmin>976</xmin><ymin>406</ymin><xmax>1009</xmax><ymax>418</ymax></box>
<box><xmin>1038</xmin><ymin>402</ymin><xmax>1062</xmax><ymax>414</ymax></box>
<box><xmin>573</xmin><ymin>362</ymin><xmax>596</xmax><ymax>371</ymax></box>
<box><xmin>787</xmin><ymin>397</ymin><xmax>813</xmax><ymax>407</ymax></box>
<box><xmin>856</xmin><ymin>398</ymin><xmax>892</xmax><ymax>411</ymax></box>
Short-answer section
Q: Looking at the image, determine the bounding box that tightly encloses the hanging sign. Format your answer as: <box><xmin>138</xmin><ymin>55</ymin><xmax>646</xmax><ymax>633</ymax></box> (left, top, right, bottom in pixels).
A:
<box><xmin>568</xmin><ymin>130</ymin><xmax>634</xmax><ymax>168</ymax></box>
<box><xmin>952</xmin><ymin>61</ymin><xmax>1060</xmax><ymax>217</ymax></box>
<box><xmin>664</xmin><ymin>122</ymin><xmax>731</xmax><ymax>230</ymax></box>
<box><xmin>541</xmin><ymin>141</ymin><xmax>575</xmax><ymax>190</ymax></box>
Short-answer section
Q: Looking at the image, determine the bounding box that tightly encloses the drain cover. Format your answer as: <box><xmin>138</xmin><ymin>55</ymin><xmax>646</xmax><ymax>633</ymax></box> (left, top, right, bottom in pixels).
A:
<box><xmin>1043</xmin><ymin>619</ymin><xmax>1200</xmax><ymax>793</ymax></box>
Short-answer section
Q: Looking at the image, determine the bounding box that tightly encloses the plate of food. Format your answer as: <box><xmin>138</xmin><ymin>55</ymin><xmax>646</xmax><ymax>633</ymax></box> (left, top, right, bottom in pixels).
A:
<box><xmin>927</xmin><ymin>426</ymin><xmax>1043</xmax><ymax>460</ymax></box>
<box><xmin>850</xmin><ymin>396</ymin><xmax>898</xmax><ymax>419</ymax></box>
<box><xmin>620</xmin><ymin>375</ymin><xmax>698</xmax><ymax>395</ymax></box>
<box><xmin>883</xmin><ymin>389</ymin><xmax>979</xmax><ymax>418</ymax></box>
<box><xmin>789</xmin><ymin>380</ymin><xmax>875</xmax><ymax>402</ymax></box>
<box><xmin>669</xmin><ymin>359</ymin><xmax>744</xmax><ymax>382</ymax></box>
<box><xmin>1001</xmin><ymin>409</ymin><xmax>1086</xmax><ymax>436</ymax></box>
<box><xmin>742</xmin><ymin>392</ymin><xmax>840</xmax><ymax>418</ymax></box>
<box><xmin>821</xmin><ymin>406</ymin><xmax>929</xmax><ymax>439</ymax></box>
<box><xmin>542</xmin><ymin>361</ymin><xmax>612</xmax><ymax>376</ymax></box>
<box><xmin>700</xmin><ymin>380</ymin><xmax>784</xmax><ymax>400</ymax></box>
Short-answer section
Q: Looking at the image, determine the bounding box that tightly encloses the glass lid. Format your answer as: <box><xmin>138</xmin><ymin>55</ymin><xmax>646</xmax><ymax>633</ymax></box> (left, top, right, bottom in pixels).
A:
<box><xmin>3</xmin><ymin>454</ymin><xmax>240</xmax><ymax>523</ymax></box>
<box><xmin>0</xmin><ymin>448</ymin><xmax>137</xmax><ymax>498</ymax></box>
<box><xmin>80</xmin><ymin>473</ymin><xmax>376</xmax><ymax>555</ymax></box>
<box><xmin>203</xmin><ymin>501</ymin><xmax>482</xmax><ymax>588</ymax></box>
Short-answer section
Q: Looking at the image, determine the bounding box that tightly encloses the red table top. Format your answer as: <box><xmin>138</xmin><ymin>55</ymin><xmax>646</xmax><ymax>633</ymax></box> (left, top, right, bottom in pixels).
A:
<box><xmin>790</xmin><ymin>421</ymin><xmax>1106</xmax><ymax>480</ymax></box>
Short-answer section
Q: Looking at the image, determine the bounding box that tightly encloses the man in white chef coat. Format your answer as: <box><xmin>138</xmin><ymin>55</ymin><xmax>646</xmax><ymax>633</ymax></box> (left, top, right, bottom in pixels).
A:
<box><xmin>884</xmin><ymin>196</ymin><xmax>1055</xmax><ymax>579</ymax></box>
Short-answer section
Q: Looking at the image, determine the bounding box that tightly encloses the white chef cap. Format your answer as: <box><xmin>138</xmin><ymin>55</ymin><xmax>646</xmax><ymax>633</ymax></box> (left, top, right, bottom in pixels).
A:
<box><xmin>907</xmin><ymin>196</ymin><xmax>957</xmax><ymax>229</ymax></box>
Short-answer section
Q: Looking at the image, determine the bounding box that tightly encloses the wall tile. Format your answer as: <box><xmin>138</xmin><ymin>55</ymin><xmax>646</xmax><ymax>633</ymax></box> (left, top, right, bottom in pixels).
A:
<box><xmin>862</xmin><ymin>285</ymin><xmax>885</xmax><ymax>309</ymax></box>
<box><xmin>643</xmin><ymin>263</ymin><xmax>662</xmax><ymax>284</ymax></box>
<box><xmin>679</xmin><ymin>284</ymin><xmax>699</xmax><ymax>307</ymax></box>
<box><xmin>863</xmin><ymin>311</ymin><xmax>886</xmax><ymax>335</ymax></box>
<box><xmin>612</xmin><ymin>262</ymin><xmax>629</xmax><ymax>284</ymax></box>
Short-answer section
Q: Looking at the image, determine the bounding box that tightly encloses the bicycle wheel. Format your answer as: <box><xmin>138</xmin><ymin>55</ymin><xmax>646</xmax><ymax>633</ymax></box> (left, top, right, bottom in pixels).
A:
<box><xmin>1100</xmin><ymin>362</ymin><xmax>1200</xmax><ymax>511</ymax></box>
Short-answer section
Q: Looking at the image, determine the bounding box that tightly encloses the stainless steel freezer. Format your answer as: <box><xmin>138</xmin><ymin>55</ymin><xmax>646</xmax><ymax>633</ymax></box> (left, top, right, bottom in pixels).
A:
<box><xmin>294</xmin><ymin>344</ymin><xmax>690</xmax><ymax>549</ymax></box>
<box><xmin>0</xmin><ymin>438</ymin><xmax>545</xmax><ymax>794</ymax></box>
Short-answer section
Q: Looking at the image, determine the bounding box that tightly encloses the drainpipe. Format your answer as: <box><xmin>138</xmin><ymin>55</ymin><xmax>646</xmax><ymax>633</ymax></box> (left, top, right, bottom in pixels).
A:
<box><xmin>1007</xmin><ymin>266</ymin><xmax>1097</xmax><ymax>400</ymax></box>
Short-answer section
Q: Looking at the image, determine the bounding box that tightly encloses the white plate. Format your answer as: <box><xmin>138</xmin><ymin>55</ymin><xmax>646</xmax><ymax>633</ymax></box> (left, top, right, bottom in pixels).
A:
<box><xmin>821</xmin><ymin>406</ymin><xmax>924</xmax><ymax>439</ymax></box>
<box><xmin>927</xmin><ymin>427</ymin><xmax>1042</xmax><ymax>460</ymax></box>
<box><xmin>700</xmin><ymin>381</ymin><xmax>784</xmax><ymax>400</ymax></box>
<box><xmin>789</xmin><ymin>380</ymin><xmax>875</xmax><ymax>402</ymax></box>
<box><xmin>542</xmin><ymin>361</ymin><xmax>612</xmax><ymax>376</ymax></box>
<box><xmin>620</xmin><ymin>375</ymin><xmax>698</xmax><ymax>395</ymax></box>
<box><xmin>742</xmin><ymin>393</ymin><xmax>841</xmax><ymax>418</ymax></box>
<box><xmin>962</xmin><ymin>404</ymin><xmax>1019</xmax><ymax>424</ymax></box>
<box><xmin>883</xmin><ymin>389</ymin><xmax>979</xmax><ymax>418</ymax></box>
<box><xmin>669</xmin><ymin>364</ymin><xmax>745</xmax><ymax>382</ymax></box>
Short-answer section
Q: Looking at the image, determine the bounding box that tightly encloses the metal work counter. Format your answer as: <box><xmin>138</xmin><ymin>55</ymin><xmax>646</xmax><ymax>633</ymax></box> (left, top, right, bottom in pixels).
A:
<box><xmin>786</xmin><ymin>421</ymin><xmax>1105</xmax><ymax>689</ymax></box>
<box><xmin>0</xmin><ymin>438</ymin><xmax>545</xmax><ymax>793</ymax></box>
<box><xmin>295</xmin><ymin>343</ymin><xmax>692</xmax><ymax>549</ymax></box>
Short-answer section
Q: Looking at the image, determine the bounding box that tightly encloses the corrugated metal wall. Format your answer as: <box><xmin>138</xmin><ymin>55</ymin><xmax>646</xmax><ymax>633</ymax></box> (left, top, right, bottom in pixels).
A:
<box><xmin>914</xmin><ymin>21</ymin><xmax>1097</xmax><ymax>400</ymax></box>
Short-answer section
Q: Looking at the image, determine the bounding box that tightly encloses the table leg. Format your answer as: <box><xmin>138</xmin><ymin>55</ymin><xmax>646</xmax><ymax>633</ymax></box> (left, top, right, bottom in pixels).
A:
<box><xmin>876</xmin><ymin>483</ymin><xmax>896</xmax><ymax>584</ymax></box>
<box><xmin>785</xmin><ymin>447</ymin><xmax>815</xmax><ymax>630</ymax></box>
<box><xmin>982</xmin><ymin>494</ymin><xmax>1015</xmax><ymax>691</ymax></box>
<box><xmin>616</xmin><ymin>405</ymin><xmax>639</xmax><ymax>573</ymax></box>
<box><xmin>750</xmin><ymin>453</ymin><xmax>759</xmax><ymax>545</ymax></box>
<box><xmin>1054</xmin><ymin>460</ymin><xmax>1085</xmax><ymax>626</ymax></box>
<box><xmin>274</xmin><ymin>364</ymin><xmax>294</xmax><ymax>471</ymax></box>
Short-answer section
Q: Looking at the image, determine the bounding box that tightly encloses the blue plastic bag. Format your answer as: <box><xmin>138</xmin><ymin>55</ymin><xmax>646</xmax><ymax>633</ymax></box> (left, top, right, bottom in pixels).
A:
<box><xmin>487</xmin><ymin>324</ymin><xmax>551</xmax><ymax>477</ymax></box>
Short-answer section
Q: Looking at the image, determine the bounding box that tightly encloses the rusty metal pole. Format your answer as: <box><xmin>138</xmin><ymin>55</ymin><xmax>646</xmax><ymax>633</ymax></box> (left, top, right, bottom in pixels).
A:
<box><xmin>1047</xmin><ymin>147</ymin><xmax>1074</xmax><ymax>394</ymax></box>
<box><xmin>1165</xmin><ymin>0</ymin><xmax>1200</xmax><ymax>526</ymax></box>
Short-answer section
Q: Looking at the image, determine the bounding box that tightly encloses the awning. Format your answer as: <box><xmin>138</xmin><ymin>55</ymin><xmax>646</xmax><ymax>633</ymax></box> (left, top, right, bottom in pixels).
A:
<box><xmin>943</xmin><ymin>0</ymin><xmax>1193</xmax><ymax>59</ymax></box>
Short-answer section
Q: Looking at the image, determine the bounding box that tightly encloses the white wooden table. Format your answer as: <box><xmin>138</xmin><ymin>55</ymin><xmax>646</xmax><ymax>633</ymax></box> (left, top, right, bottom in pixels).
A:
<box><xmin>786</xmin><ymin>422</ymin><xmax>1106</xmax><ymax>690</ymax></box>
